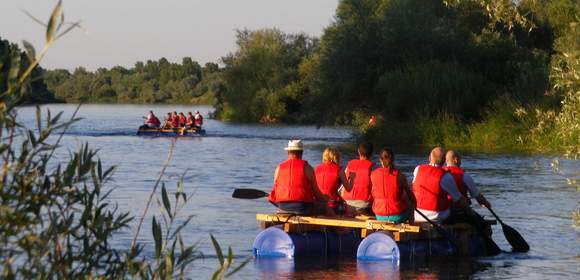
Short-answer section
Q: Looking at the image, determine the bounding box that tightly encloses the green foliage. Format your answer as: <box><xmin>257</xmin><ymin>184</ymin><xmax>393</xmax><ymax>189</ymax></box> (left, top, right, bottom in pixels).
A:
<box><xmin>1</xmin><ymin>2</ymin><xmax>245</xmax><ymax>279</ymax></box>
<box><xmin>216</xmin><ymin>28</ymin><xmax>318</xmax><ymax>123</ymax></box>
<box><xmin>43</xmin><ymin>57</ymin><xmax>215</xmax><ymax>104</ymax></box>
<box><xmin>0</xmin><ymin>37</ymin><xmax>56</xmax><ymax>104</ymax></box>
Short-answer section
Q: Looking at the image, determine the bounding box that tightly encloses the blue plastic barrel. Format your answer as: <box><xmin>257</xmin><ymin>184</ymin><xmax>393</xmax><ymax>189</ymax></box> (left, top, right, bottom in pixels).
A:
<box><xmin>253</xmin><ymin>227</ymin><xmax>361</xmax><ymax>258</ymax></box>
<box><xmin>357</xmin><ymin>231</ymin><xmax>400</xmax><ymax>262</ymax></box>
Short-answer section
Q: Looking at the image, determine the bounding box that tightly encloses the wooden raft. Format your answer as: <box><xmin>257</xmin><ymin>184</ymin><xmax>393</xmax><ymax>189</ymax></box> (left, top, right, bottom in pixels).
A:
<box><xmin>256</xmin><ymin>213</ymin><xmax>496</xmax><ymax>242</ymax></box>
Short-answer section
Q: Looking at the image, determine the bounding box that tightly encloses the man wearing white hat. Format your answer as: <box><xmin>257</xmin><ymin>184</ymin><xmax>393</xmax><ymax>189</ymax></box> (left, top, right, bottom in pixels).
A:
<box><xmin>268</xmin><ymin>140</ymin><xmax>333</xmax><ymax>216</ymax></box>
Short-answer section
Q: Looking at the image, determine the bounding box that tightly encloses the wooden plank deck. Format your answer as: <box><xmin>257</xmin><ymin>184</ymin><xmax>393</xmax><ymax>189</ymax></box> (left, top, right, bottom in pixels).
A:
<box><xmin>256</xmin><ymin>213</ymin><xmax>420</xmax><ymax>233</ymax></box>
<box><xmin>256</xmin><ymin>213</ymin><xmax>496</xmax><ymax>241</ymax></box>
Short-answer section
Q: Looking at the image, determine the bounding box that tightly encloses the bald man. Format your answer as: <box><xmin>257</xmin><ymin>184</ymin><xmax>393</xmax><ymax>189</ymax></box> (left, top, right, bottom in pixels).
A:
<box><xmin>444</xmin><ymin>150</ymin><xmax>491</xmax><ymax>220</ymax></box>
<box><xmin>412</xmin><ymin>147</ymin><xmax>470</xmax><ymax>223</ymax></box>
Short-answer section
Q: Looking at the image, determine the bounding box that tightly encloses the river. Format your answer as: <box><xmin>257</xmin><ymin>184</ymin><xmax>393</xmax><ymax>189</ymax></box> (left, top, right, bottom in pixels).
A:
<box><xmin>16</xmin><ymin>104</ymin><xmax>579</xmax><ymax>279</ymax></box>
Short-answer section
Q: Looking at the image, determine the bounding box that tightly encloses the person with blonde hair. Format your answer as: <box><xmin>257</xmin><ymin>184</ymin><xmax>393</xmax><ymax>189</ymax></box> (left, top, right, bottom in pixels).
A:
<box><xmin>371</xmin><ymin>148</ymin><xmax>414</xmax><ymax>223</ymax></box>
<box><xmin>314</xmin><ymin>147</ymin><xmax>351</xmax><ymax>211</ymax></box>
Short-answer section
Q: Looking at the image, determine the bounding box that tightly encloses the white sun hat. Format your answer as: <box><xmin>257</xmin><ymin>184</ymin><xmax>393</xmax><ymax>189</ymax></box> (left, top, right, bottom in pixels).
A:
<box><xmin>284</xmin><ymin>139</ymin><xmax>304</xmax><ymax>151</ymax></box>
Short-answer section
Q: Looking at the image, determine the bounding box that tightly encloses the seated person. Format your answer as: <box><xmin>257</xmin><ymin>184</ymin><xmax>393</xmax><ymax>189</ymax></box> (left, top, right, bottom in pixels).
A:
<box><xmin>412</xmin><ymin>147</ymin><xmax>470</xmax><ymax>224</ymax></box>
<box><xmin>162</xmin><ymin>113</ymin><xmax>173</xmax><ymax>129</ymax></box>
<box><xmin>178</xmin><ymin>112</ymin><xmax>187</xmax><ymax>128</ymax></box>
<box><xmin>269</xmin><ymin>140</ymin><xmax>334</xmax><ymax>216</ymax></box>
<box><xmin>341</xmin><ymin>142</ymin><xmax>374</xmax><ymax>217</ymax></box>
<box><xmin>315</xmin><ymin>147</ymin><xmax>351</xmax><ymax>212</ymax></box>
<box><xmin>371</xmin><ymin>148</ymin><xmax>414</xmax><ymax>224</ymax></box>
<box><xmin>186</xmin><ymin>112</ymin><xmax>195</xmax><ymax>128</ymax></box>
<box><xmin>194</xmin><ymin>110</ymin><xmax>204</xmax><ymax>128</ymax></box>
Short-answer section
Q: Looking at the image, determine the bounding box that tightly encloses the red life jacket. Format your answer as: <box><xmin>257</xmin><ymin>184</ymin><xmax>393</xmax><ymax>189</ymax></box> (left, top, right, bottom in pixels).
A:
<box><xmin>342</xmin><ymin>159</ymin><xmax>373</xmax><ymax>201</ymax></box>
<box><xmin>170</xmin><ymin>116</ymin><xmax>179</xmax><ymax>127</ymax></box>
<box><xmin>269</xmin><ymin>159</ymin><xmax>314</xmax><ymax>203</ymax></box>
<box><xmin>179</xmin><ymin>115</ymin><xmax>186</xmax><ymax>126</ymax></box>
<box><xmin>412</xmin><ymin>164</ymin><xmax>450</xmax><ymax>211</ymax></box>
<box><xmin>146</xmin><ymin>115</ymin><xmax>160</xmax><ymax>127</ymax></box>
<box><xmin>194</xmin><ymin>114</ymin><xmax>203</xmax><ymax>126</ymax></box>
<box><xmin>315</xmin><ymin>162</ymin><xmax>341</xmax><ymax>208</ymax></box>
<box><xmin>186</xmin><ymin>115</ymin><xmax>193</xmax><ymax>125</ymax></box>
<box><xmin>371</xmin><ymin>168</ymin><xmax>409</xmax><ymax>216</ymax></box>
<box><xmin>443</xmin><ymin>166</ymin><xmax>470</xmax><ymax>207</ymax></box>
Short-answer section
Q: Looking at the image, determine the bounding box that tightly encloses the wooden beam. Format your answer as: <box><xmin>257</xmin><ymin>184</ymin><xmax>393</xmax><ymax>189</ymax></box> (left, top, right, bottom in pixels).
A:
<box><xmin>256</xmin><ymin>213</ymin><xmax>420</xmax><ymax>233</ymax></box>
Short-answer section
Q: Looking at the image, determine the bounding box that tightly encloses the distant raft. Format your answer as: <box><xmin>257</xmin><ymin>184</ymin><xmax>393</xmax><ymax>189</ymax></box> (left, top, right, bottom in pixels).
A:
<box><xmin>136</xmin><ymin>127</ymin><xmax>206</xmax><ymax>137</ymax></box>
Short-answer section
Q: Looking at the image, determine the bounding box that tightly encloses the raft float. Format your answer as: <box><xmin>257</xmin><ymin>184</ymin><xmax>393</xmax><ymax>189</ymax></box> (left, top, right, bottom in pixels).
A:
<box><xmin>136</xmin><ymin>127</ymin><xmax>206</xmax><ymax>137</ymax></box>
<box><xmin>252</xmin><ymin>213</ymin><xmax>497</xmax><ymax>262</ymax></box>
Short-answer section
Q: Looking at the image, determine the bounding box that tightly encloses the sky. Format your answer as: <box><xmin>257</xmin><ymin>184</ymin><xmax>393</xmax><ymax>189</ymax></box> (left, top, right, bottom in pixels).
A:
<box><xmin>1</xmin><ymin>0</ymin><xmax>338</xmax><ymax>70</ymax></box>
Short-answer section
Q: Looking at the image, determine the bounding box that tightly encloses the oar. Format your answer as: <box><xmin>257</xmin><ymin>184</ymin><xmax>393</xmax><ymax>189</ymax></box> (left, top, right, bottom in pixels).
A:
<box><xmin>232</xmin><ymin>188</ymin><xmax>269</xmax><ymax>199</ymax></box>
<box><xmin>414</xmin><ymin>209</ymin><xmax>459</xmax><ymax>251</ymax></box>
<box><xmin>466</xmin><ymin>212</ymin><xmax>502</xmax><ymax>256</ymax></box>
<box><xmin>487</xmin><ymin>208</ymin><xmax>529</xmax><ymax>252</ymax></box>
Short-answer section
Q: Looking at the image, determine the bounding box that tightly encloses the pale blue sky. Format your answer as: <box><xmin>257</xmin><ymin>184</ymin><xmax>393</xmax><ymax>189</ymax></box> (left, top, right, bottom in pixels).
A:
<box><xmin>1</xmin><ymin>0</ymin><xmax>338</xmax><ymax>70</ymax></box>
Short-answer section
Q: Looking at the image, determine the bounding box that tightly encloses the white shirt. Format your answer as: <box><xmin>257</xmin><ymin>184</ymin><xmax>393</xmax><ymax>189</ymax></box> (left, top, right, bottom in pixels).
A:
<box><xmin>412</xmin><ymin>164</ymin><xmax>462</xmax><ymax>223</ymax></box>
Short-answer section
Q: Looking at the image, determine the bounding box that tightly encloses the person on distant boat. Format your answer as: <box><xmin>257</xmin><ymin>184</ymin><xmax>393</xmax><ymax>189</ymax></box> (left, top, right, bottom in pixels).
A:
<box><xmin>143</xmin><ymin>110</ymin><xmax>160</xmax><ymax>129</ymax></box>
<box><xmin>269</xmin><ymin>140</ymin><xmax>334</xmax><ymax>216</ymax></box>
<box><xmin>315</xmin><ymin>147</ymin><xmax>351</xmax><ymax>212</ymax></box>
<box><xmin>162</xmin><ymin>112</ymin><xmax>173</xmax><ymax>129</ymax></box>
<box><xmin>341</xmin><ymin>142</ymin><xmax>374</xmax><ymax>217</ymax></box>
<box><xmin>371</xmin><ymin>148</ymin><xmax>414</xmax><ymax>223</ymax></box>
<box><xmin>178</xmin><ymin>112</ymin><xmax>187</xmax><ymax>128</ymax></box>
<box><xmin>170</xmin><ymin>111</ymin><xmax>179</xmax><ymax>128</ymax></box>
<box><xmin>412</xmin><ymin>147</ymin><xmax>471</xmax><ymax>223</ymax></box>
<box><xmin>444</xmin><ymin>150</ymin><xmax>492</xmax><ymax>226</ymax></box>
<box><xmin>194</xmin><ymin>110</ymin><xmax>204</xmax><ymax>128</ymax></box>
<box><xmin>186</xmin><ymin>112</ymin><xmax>195</xmax><ymax>128</ymax></box>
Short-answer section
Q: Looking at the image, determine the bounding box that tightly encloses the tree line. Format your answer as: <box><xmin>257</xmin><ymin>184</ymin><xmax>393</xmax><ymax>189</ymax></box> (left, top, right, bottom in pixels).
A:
<box><xmin>214</xmin><ymin>0</ymin><xmax>578</xmax><ymax>154</ymax></box>
<box><xmin>1</xmin><ymin>0</ymin><xmax>577</xmax><ymax>154</ymax></box>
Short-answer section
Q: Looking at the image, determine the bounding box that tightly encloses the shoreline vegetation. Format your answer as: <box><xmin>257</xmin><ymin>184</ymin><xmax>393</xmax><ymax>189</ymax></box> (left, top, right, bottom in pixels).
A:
<box><xmin>2</xmin><ymin>0</ymin><xmax>579</xmax><ymax>156</ymax></box>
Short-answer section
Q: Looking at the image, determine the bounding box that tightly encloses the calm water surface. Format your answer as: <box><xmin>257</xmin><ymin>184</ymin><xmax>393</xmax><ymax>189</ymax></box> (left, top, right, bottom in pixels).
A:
<box><xmin>17</xmin><ymin>104</ymin><xmax>579</xmax><ymax>279</ymax></box>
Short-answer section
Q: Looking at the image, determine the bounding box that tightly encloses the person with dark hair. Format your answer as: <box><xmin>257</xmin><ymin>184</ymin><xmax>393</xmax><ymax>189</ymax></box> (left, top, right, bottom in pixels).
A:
<box><xmin>412</xmin><ymin>147</ymin><xmax>470</xmax><ymax>223</ymax></box>
<box><xmin>143</xmin><ymin>110</ymin><xmax>160</xmax><ymax>128</ymax></box>
<box><xmin>178</xmin><ymin>112</ymin><xmax>186</xmax><ymax>128</ymax></box>
<box><xmin>341</xmin><ymin>142</ymin><xmax>374</xmax><ymax>216</ymax></box>
<box><xmin>268</xmin><ymin>140</ymin><xmax>334</xmax><ymax>216</ymax></box>
<box><xmin>371</xmin><ymin>148</ymin><xmax>414</xmax><ymax>223</ymax></box>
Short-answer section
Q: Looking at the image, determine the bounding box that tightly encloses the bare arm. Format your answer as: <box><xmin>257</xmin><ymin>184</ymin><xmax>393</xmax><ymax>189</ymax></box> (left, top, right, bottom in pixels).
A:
<box><xmin>273</xmin><ymin>166</ymin><xmax>280</xmax><ymax>185</ymax></box>
<box><xmin>305</xmin><ymin>164</ymin><xmax>329</xmax><ymax>202</ymax></box>
<box><xmin>398</xmin><ymin>172</ymin><xmax>415</xmax><ymax>208</ymax></box>
<box><xmin>338</xmin><ymin>168</ymin><xmax>351</xmax><ymax>192</ymax></box>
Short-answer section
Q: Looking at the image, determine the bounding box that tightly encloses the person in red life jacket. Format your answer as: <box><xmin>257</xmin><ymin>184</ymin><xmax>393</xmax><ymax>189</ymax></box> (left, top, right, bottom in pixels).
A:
<box><xmin>269</xmin><ymin>140</ymin><xmax>334</xmax><ymax>216</ymax></box>
<box><xmin>194</xmin><ymin>110</ymin><xmax>204</xmax><ymax>128</ymax></box>
<box><xmin>170</xmin><ymin>112</ymin><xmax>179</xmax><ymax>128</ymax></box>
<box><xmin>371</xmin><ymin>148</ymin><xmax>415</xmax><ymax>223</ymax></box>
<box><xmin>444</xmin><ymin>150</ymin><xmax>492</xmax><ymax>229</ymax></box>
<box><xmin>314</xmin><ymin>147</ymin><xmax>351</xmax><ymax>212</ymax></box>
<box><xmin>412</xmin><ymin>147</ymin><xmax>471</xmax><ymax>223</ymax></box>
<box><xmin>186</xmin><ymin>112</ymin><xmax>195</xmax><ymax>128</ymax></box>
<box><xmin>143</xmin><ymin>110</ymin><xmax>160</xmax><ymax>128</ymax></box>
<box><xmin>162</xmin><ymin>112</ymin><xmax>173</xmax><ymax>128</ymax></box>
<box><xmin>341</xmin><ymin>142</ymin><xmax>374</xmax><ymax>217</ymax></box>
<box><xmin>178</xmin><ymin>112</ymin><xmax>187</xmax><ymax>128</ymax></box>
<box><xmin>368</xmin><ymin>115</ymin><xmax>377</xmax><ymax>127</ymax></box>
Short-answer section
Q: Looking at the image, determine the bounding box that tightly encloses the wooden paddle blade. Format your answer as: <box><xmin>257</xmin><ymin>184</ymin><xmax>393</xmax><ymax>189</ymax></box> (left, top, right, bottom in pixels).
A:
<box><xmin>503</xmin><ymin>224</ymin><xmax>530</xmax><ymax>252</ymax></box>
<box><xmin>232</xmin><ymin>188</ymin><xmax>269</xmax><ymax>199</ymax></box>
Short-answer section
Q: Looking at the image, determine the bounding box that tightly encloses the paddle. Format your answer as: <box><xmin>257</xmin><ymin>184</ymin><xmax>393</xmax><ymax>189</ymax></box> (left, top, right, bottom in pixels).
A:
<box><xmin>465</xmin><ymin>211</ymin><xmax>502</xmax><ymax>256</ymax></box>
<box><xmin>414</xmin><ymin>209</ymin><xmax>459</xmax><ymax>251</ymax></box>
<box><xmin>232</xmin><ymin>188</ymin><xmax>269</xmax><ymax>199</ymax></box>
<box><xmin>487</xmin><ymin>208</ymin><xmax>529</xmax><ymax>252</ymax></box>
